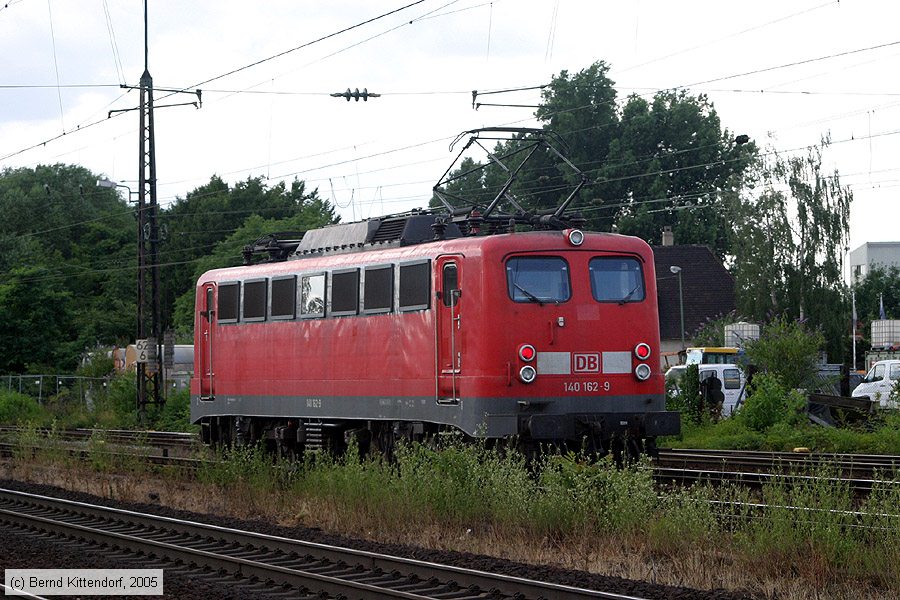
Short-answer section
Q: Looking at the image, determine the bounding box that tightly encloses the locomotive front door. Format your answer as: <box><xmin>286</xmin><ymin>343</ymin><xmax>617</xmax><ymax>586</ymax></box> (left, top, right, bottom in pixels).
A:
<box><xmin>436</xmin><ymin>257</ymin><xmax>462</xmax><ymax>403</ymax></box>
<box><xmin>198</xmin><ymin>283</ymin><xmax>216</xmax><ymax>400</ymax></box>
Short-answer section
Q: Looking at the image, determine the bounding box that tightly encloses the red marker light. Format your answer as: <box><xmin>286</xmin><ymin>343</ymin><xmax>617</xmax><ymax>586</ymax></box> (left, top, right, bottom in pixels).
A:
<box><xmin>519</xmin><ymin>344</ymin><xmax>536</xmax><ymax>362</ymax></box>
<box><xmin>634</xmin><ymin>342</ymin><xmax>651</xmax><ymax>361</ymax></box>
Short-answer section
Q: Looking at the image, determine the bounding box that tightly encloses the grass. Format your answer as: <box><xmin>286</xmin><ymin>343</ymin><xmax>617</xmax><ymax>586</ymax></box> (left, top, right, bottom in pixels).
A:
<box><xmin>667</xmin><ymin>411</ymin><xmax>900</xmax><ymax>454</ymax></box>
<box><xmin>0</xmin><ymin>375</ymin><xmax>198</xmax><ymax>433</ymax></box>
<box><xmin>4</xmin><ymin>433</ymin><xmax>900</xmax><ymax>599</ymax></box>
<box><xmin>186</xmin><ymin>440</ymin><xmax>900</xmax><ymax>597</ymax></box>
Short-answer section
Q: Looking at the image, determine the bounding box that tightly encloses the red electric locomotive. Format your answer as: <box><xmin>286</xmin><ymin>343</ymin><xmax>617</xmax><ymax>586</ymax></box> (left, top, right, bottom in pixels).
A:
<box><xmin>190</xmin><ymin>129</ymin><xmax>680</xmax><ymax>456</ymax></box>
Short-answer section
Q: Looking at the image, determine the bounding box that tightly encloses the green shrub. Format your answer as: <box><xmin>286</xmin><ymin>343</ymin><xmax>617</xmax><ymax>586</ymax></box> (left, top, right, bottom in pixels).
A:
<box><xmin>146</xmin><ymin>388</ymin><xmax>195</xmax><ymax>432</ymax></box>
<box><xmin>0</xmin><ymin>391</ymin><xmax>47</xmax><ymax>424</ymax></box>
<box><xmin>668</xmin><ymin>364</ymin><xmax>705</xmax><ymax>425</ymax></box>
<box><xmin>738</xmin><ymin>373</ymin><xmax>805</xmax><ymax>432</ymax></box>
<box><xmin>744</xmin><ymin>316</ymin><xmax>823</xmax><ymax>390</ymax></box>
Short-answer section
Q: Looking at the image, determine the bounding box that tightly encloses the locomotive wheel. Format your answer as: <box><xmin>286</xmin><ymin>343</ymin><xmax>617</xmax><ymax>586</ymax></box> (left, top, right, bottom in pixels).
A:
<box><xmin>625</xmin><ymin>436</ymin><xmax>643</xmax><ymax>463</ymax></box>
<box><xmin>370</xmin><ymin>422</ymin><xmax>396</xmax><ymax>461</ymax></box>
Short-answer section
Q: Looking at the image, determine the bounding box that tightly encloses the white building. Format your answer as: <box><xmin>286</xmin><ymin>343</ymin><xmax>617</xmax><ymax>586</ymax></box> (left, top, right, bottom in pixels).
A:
<box><xmin>850</xmin><ymin>242</ymin><xmax>900</xmax><ymax>281</ymax></box>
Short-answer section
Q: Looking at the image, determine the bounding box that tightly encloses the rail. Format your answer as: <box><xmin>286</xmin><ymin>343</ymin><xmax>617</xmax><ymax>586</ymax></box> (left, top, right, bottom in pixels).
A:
<box><xmin>0</xmin><ymin>488</ymin><xmax>649</xmax><ymax>600</ymax></box>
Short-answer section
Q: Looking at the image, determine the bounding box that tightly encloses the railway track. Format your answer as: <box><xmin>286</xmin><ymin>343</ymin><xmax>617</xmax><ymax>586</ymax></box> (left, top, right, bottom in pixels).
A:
<box><xmin>0</xmin><ymin>426</ymin><xmax>198</xmax><ymax>456</ymax></box>
<box><xmin>4</xmin><ymin>426</ymin><xmax>899</xmax><ymax>495</ymax></box>
<box><xmin>0</xmin><ymin>488</ymin><xmax>648</xmax><ymax>600</ymax></box>
<box><xmin>653</xmin><ymin>447</ymin><xmax>900</xmax><ymax>493</ymax></box>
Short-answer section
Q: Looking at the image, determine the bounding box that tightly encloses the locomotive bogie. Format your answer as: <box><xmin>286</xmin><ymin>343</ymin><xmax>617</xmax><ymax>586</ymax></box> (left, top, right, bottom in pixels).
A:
<box><xmin>191</xmin><ymin>228</ymin><xmax>680</xmax><ymax>455</ymax></box>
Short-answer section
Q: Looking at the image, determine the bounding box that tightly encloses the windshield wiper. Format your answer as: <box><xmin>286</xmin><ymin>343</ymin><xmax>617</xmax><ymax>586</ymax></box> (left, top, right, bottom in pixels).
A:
<box><xmin>618</xmin><ymin>284</ymin><xmax>641</xmax><ymax>305</ymax></box>
<box><xmin>514</xmin><ymin>283</ymin><xmax>545</xmax><ymax>306</ymax></box>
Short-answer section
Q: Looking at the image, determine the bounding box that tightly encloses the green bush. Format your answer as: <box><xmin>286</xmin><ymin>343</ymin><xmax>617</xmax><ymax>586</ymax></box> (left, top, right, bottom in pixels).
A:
<box><xmin>145</xmin><ymin>388</ymin><xmax>195</xmax><ymax>432</ymax></box>
<box><xmin>0</xmin><ymin>391</ymin><xmax>47</xmax><ymax>424</ymax></box>
<box><xmin>738</xmin><ymin>373</ymin><xmax>806</xmax><ymax>433</ymax></box>
<box><xmin>667</xmin><ymin>364</ymin><xmax>704</xmax><ymax>425</ymax></box>
<box><xmin>744</xmin><ymin>316</ymin><xmax>823</xmax><ymax>390</ymax></box>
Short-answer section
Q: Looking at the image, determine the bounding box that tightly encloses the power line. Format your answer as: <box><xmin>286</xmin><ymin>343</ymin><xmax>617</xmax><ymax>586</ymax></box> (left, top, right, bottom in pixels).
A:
<box><xmin>44</xmin><ymin>0</ymin><xmax>65</xmax><ymax>132</ymax></box>
<box><xmin>616</xmin><ymin>1</ymin><xmax>839</xmax><ymax>75</ymax></box>
<box><xmin>101</xmin><ymin>0</ymin><xmax>126</xmax><ymax>86</ymax></box>
<box><xmin>679</xmin><ymin>39</ymin><xmax>900</xmax><ymax>89</ymax></box>
<box><xmin>0</xmin><ymin>0</ymin><xmax>428</xmax><ymax>162</ymax></box>
<box><xmin>157</xmin><ymin>1</ymin><xmax>427</xmax><ymax>99</ymax></box>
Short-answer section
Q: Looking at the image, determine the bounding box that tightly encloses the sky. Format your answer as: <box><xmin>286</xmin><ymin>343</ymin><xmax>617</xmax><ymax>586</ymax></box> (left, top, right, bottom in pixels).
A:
<box><xmin>1</xmin><ymin>0</ymin><xmax>898</xmax><ymax>265</ymax></box>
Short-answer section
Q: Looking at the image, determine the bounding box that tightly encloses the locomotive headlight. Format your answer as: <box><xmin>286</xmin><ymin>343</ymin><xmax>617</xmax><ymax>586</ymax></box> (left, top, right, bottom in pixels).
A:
<box><xmin>634</xmin><ymin>363</ymin><xmax>652</xmax><ymax>381</ymax></box>
<box><xmin>518</xmin><ymin>343</ymin><xmax>536</xmax><ymax>362</ymax></box>
<box><xmin>565</xmin><ymin>228</ymin><xmax>585</xmax><ymax>246</ymax></box>
<box><xmin>634</xmin><ymin>342</ymin><xmax>651</xmax><ymax>361</ymax></box>
<box><xmin>519</xmin><ymin>365</ymin><xmax>537</xmax><ymax>383</ymax></box>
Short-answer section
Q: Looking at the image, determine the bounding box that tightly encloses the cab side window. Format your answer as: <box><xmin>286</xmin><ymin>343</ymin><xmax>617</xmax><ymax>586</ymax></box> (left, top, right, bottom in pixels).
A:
<box><xmin>890</xmin><ymin>364</ymin><xmax>900</xmax><ymax>381</ymax></box>
<box><xmin>723</xmin><ymin>369</ymin><xmax>741</xmax><ymax>389</ymax></box>
<box><xmin>873</xmin><ymin>363</ymin><xmax>885</xmax><ymax>381</ymax></box>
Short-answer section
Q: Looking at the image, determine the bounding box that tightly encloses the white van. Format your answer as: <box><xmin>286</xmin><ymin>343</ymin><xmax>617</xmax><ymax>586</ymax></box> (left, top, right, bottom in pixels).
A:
<box><xmin>851</xmin><ymin>359</ymin><xmax>900</xmax><ymax>408</ymax></box>
<box><xmin>665</xmin><ymin>363</ymin><xmax>747</xmax><ymax>417</ymax></box>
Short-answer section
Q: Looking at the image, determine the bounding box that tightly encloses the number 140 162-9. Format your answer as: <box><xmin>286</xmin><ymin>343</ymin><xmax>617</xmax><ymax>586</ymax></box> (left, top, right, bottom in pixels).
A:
<box><xmin>564</xmin><ymin>381</ymin><xmax>610</xmax><ymax>393</ymax></box>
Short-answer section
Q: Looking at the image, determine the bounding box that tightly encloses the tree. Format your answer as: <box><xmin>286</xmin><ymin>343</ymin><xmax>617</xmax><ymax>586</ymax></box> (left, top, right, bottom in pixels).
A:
<box><xmin>432</xmin><ymin>62</ymin><xmax>756</xmax><ymax>252</ymax></box>
<box><xmin>730</xmin><ymin>140</ymin><xmax>852</xmax><ymax>360</ymax></box>
<box><xmin>743</xmin><ymin>316</ymin><xmax>824</xmax><ymax>391</ymax></box>
<box><xmin>160</xmin><ymin>176</ymin><xmax>337</xmax><ymax>328</ymax></box>
<box><xmin>0</xmin><ymin>266</ymin><xmax>77</xmax><ymax>371</ymax></box>
<box><xmin>606</xmin><ymin>91</ymin><xmax>754</xmax><ymax>256</ymax></box>
<box><xmin>851</xmin><ymin>265</ymin><xmax>900</xmax><ymax>364</ymax></box>
<box><xmin>0</xmin><ymin>164</ymin><xmax>136</xmax><ymax>370</ymax></box>
<box><xmin>171</xmin><ymin>207</ymin><xmax>339</xmax><ymax>337</ymax></box>
<box><xmin>854</xmin><ymin>265</ymin><xmax>900</xmax><ymax>323</ymax></box>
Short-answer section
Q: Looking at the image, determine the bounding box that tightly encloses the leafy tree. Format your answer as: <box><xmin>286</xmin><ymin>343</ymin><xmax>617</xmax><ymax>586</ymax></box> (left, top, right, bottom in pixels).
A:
<box><xmin>743</xmin><ymin>317</ymin><xmax>824</xmax><ymax>391</ymax></box>
<box><xmin>730</xmin><ymin>140</ymin><xmax>852</xmax><ymax>360</ymax></box>
<box><xmin>0</xmin><ymin>266</ymin><xmax>77</xmax><ymax>371</ymax></box>
<box><xmin>608</xmin><ymin>91</ymin><xmax>754</xmax><ymax>256</ymax></box>
<box><xmin>850</xmin><ymin>265</ymin><xmax>900</xmax><ymax>366</ymax></box>
<box><xmin>0</xmin><ymin>165</ymin><xmax>338</xmax><ymax>373</ymax></box>
<box><xmin>432</xmin><ymin>62</ymin><xmax>756</xmax><ymax>253</ymax></box>
<box><xmin>0</xmin><ymin>164</ymin><xmax>135</xmax><ymax>370</ymax></box>
<box><xmin>160</xmin><ymin>176</ymin><xmax>337</xmax><ymax>329</ymax></box>
<box><xmin>853</xmin><ymin>264</ymin><xmax>900</xmax><ymax>324</ymax></box>
<box><xmin>171</xmin><ymin>210</ymin><xmax>339</xmax><ymax>336</ymax></box>
<box><xmin>669</xmin><ymin>363</ymin><xmax>703</xmax><ymax>425</ymax></box>
<box><xmin>690</xmin><ymin>312</ymin><xmax>747</xmax><ymax>348</ymax></box>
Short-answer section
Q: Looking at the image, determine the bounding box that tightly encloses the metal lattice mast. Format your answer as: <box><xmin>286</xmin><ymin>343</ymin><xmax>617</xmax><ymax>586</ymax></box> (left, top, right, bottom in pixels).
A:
<box><xmin>137</xmin><ymin>0</ymin><xmax>162</xmax><ymax>416</ymax></box>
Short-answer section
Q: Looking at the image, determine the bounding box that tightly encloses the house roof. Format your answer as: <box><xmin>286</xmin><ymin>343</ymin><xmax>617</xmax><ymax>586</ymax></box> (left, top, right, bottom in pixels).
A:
<box><xmin>652</xmin><ymin>245</ymin><xmax>736</xmax><ymax>341</ymax></box>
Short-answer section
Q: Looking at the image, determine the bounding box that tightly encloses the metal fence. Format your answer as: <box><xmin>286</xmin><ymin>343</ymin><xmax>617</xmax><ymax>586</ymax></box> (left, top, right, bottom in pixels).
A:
<box><xmin>0</xmin><ymin>375</ymin><xmax>111</xmax><ymax>404</ymax></box>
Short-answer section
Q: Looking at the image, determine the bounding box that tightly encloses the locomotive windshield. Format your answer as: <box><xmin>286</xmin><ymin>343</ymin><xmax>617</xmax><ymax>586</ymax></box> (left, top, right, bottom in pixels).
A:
<box><xmin>589</xmin><ymin>257</ymin><xmax>645</xmax><ymax>303</ymax></box>
<box><xmin>506</xmin><ymin>257</ymin><xmax>571</xmax><ymax>303</ymax></box>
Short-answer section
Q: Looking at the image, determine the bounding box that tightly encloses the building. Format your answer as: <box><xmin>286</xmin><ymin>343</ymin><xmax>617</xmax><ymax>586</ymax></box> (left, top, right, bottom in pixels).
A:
<box><xmin>653</xmin><ymin>239</ymin><xmax>736</xmax><ymax>365</ymax></box>
<box><xmin>850</xmin><ymin>242</ymin><xmax>900</xmax><ymax>282</ymax></box>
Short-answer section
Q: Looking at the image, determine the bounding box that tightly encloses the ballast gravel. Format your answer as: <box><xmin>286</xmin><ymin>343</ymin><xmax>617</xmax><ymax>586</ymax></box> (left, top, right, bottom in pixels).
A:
<box><xmin>0</xmin><ymin>478</ymin><xmax>757</xmax><ymax>600</ymax></box>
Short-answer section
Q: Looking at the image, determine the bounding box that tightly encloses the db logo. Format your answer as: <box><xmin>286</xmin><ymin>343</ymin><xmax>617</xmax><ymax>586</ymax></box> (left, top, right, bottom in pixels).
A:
<box><xmin>573</xmin><ymin>353</ymin><xmax>600</xmax><ymax>373</ymax></box>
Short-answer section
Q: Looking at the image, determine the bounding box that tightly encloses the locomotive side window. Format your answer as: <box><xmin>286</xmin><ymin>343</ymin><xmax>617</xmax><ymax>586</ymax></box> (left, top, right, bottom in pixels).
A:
<box><xmin>589</xmin><ymin>257</ymin><xmax>645</xmax><ymax>303</ymax></box>
<box><xmin>270</xmin><ymin>276</ymin><xmax>296</xmax><ymax>319</ymax></box>
<box><xmin>218</xmin><ymin>282</ymin><xmax>239</xmax><ymax>323</ymax></box>
<box><xmin>330</xmin><ymin>269</ymin><xmax>359</xmax><ymax>316</ymax></box>
<box><xmin>506</xmin><ymin>257</ymin><xmax>570</xmax><ymax>303</ymax></box>
<box><xmin>442</xmin><ymin>263</ymin><xmax>459</xmax><ymax>307</ymax></box>
<box><xmin>242</xmin><ymin>279</ymin><xmax>268</xmax><ymax>321</ymax></box>
<box><xmin>300</xmin><ymin>273</ymin><xmax>326</xmax><ymax>317</ymax></box>
<box><xmin>399</xmin><ymin>260</ymin><xmax>430</xmax><ymax>311</ymax></box>
<box><xmin>363</xmin><ymin>265</ymin><xmax>393</xmax><ymax>314</ymax></box>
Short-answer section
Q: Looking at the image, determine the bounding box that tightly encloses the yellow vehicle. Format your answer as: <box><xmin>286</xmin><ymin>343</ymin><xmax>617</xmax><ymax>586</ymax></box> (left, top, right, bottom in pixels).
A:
<box><xmin>685</xmin><ymin>347</ymin><xmax>744</xmax><ymax>365</ymax></box>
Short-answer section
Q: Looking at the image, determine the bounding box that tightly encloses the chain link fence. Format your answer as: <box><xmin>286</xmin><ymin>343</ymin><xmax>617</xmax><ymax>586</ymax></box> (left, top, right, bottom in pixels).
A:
<box><xmin>0</xmin><ymin>375</ymin><xmax>111</xmax><ymax>405</ymax></box>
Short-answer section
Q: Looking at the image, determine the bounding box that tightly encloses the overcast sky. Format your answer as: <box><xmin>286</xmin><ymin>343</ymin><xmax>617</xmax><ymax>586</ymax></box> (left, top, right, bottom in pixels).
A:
<box><xmin>2</xmin><ymin>0</ymin><xmax>898</xmax><ymax>261</ymax></box>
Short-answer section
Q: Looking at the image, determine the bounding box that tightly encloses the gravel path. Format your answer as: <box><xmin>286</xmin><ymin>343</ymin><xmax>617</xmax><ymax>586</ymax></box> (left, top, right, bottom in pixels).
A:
<box><xmin>0</xmin><ymin>478</ymin><xmax>757</xmax><ymax>600</ymax></box>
